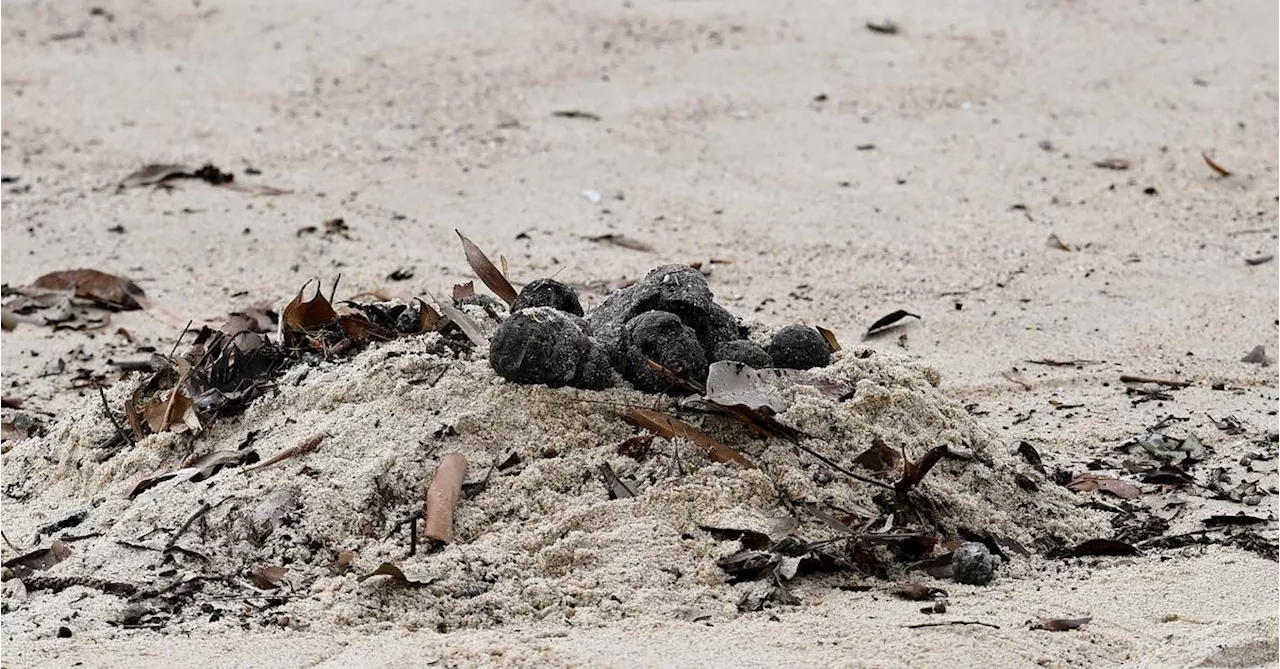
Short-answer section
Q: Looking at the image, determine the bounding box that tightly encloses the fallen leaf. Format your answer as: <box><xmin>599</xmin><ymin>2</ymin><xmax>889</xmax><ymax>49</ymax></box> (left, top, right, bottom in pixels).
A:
<box><xmin>863</xmin><ymin>310</ymin><xmax>920</xmax><ymax>339</ymax></box>
<box><xmin>893</xmin><ymin>583</ymin><xmax>947</xmax><ymax>601</ymax></box>
<box><xmin>854</xmin><ymin>438</ymin><xmax>900</xmax><ymax>472</ymax></box>
<box><xmin>1</xmin><ymin>541</ymin><xmax>70</xmax><ymax>579</ymax></box>
<box><xmin>626</xmin><ymin>409</ymin><xmax>755</xmax><ymax>469</ymax></box>
<box><xmin>119</xmin><ymin>163</ymin><xmax>192</xmax><ymax>188</ymax></box>
<box><xmin>865</xmin><ymin>19</ymin><xmax>900</xmax><ymax>34</ymax></box>
<box><xmin>1244</xmin><ymin>255</ymin><xmax>1274</xmax><ymax>267</ymax></box>
<box><xmin>1066</xmin><ymin>473</ymin><xmax>1141</xmax><ymax>500</ymax></box>
<box><xmin>128</xmin><ymin>453</ymin><xmax>257</xmax><ymax>498</ymax></box>
<box><xmin>896</xmin><ymin>445</ymin><xmax>948</xmax><ymax>500</ymax></box>
<box><xmin>617</xmin><ymin>434</ymin><xmax>654</xmax><ymax>459</ymax></box>
<box><xmin>1016</xmin><ymin>441</ymin><xmax>1045</xmax><ymax>473</ymax></box>
<box><xmin>356</xmin><ymin>562</ymin><xmax>434</xmax><ymax>587</ymax></box>
<box><xmin>282</xmin><ymin>280</ymin><xmax>338</xmax><ymax>331</ymax></box>
<box><xmin>1202</xmin><ymin>152</ymin><xmax>1232</xmax><ymax>177</ymax></box>
<box><xmin>1092</xmin><ymin>158</ymin><xmax>1129</xmax><ymax>171</ymax></box>
<box><xmin>1031</xmin><ymin>616</ymin><xmax>1092</xmax><ymax>632</ymax></box>
<box><xmin>430</xmin><ymin>292</ymin><xmax>486</xmax><ymax>346</ymax></box>
<box><xmin>598</xmin><ymin>462</ymin><xmax>639</xmax><ymax>499</ymax></box>
<box><xmin>452</xmin><ymin>282</ymin><xmax>476</xmax><ymax>301</ymax></box>
<box><xmin>551</xmin><ymin>110</ymin><xmax>601</xmax><ymax>121</ymax></box>
<box><xmin>1203</xmin><ymin>514</ymin><xmax>1268</xmax><ymax>527</ymax></box>
<box><xmin>1069</xmin><ymin>538</ymin><xmax>1138</xmax><ymax>557</ymax></box>
<box><xmin>1046</xmin><ymin>233</ymin><xmax>1074</xmax><ymax>251</ymax></box>
<box><xmin>815</xmin><ymin>326</ymin><xmax>842</xmax><ymax>351</ymax></box>
<box><xmin>32</xmin><ymin>269</ymin><xmax>148</xmax><ymax>310</ymax></box>
<box><xmin>586</xmin><ymin>234</ymin><xmax>653</xmax><ymax>252</ymax></box>
<box><xmin>251</xmin><ymin>565</ymin><xmax>288</xmax><ymax>589</ymax></box>
<box><xmin>456</xmin><ymin>230</ymin><xmax>517</xmax><ymax>305</ymax></box>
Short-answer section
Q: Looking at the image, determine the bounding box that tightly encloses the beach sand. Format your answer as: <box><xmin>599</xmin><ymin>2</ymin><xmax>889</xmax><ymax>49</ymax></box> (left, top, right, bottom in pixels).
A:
<box><xmin>2</xmin><ymin>0</ymin><xmax>1277</xmax><ymax>666</ymax></box>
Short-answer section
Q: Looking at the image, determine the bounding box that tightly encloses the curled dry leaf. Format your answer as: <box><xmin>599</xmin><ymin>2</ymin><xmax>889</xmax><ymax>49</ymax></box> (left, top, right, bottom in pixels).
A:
<box><xmin>863</xmin><ymin>310</ymin><xmax>920</xmax><ymax>340</ymax></box>
<box><xmin>32</xmin><ymin>269</ymin><xmax>148</xmax><ymax>310</ymax></box>
<box><xmin>1201</xmin><ymin>152</ymin><xmax>1232</xmax><ymax>177</ymax></box>
<box><xmin>1031</xmin><ymin>616</ymin><xmax>1092</xmax><ymax>632</ymax></box>
<box><xmin>815</xmin><ymin>326</ymin><xmax>842</xmax><ymax>351</ymax></box>
<box><xmin>1066</xmin><ymin>473</ymin><xmax>1141</xmax><ymax>500</ymax></box>
<box><xmin>893</xmin><ymin>583</ymin><xmax>947</xmax><ymax>601</ymax></box>
<box><xmin>1</xmin><ymin>541</ymin><xmax>71</xmax><ymax>579</ymax></box>
<box><xmin>129</xmin><ymin>449</ymin><xmax>259</xmax><ymax>497</ymax></box>
<box><xmin>586</xmin><ymin>234</ymin><xmax>653</xmax><ymax>252</ymax></box>
<box><xmin>282</xmin><ymin>280</ymin><xmax>338</xmax><ymax>331</ymax></box>
<box><xmin>456</xmin><ymin>230</ymin><xmax>517</xmax><ymax>305</ymax></box>
<box><xmin>626</xmin><ymin>408</ymin><xmax>755</xmax><ymax>469</ymax></box>
<box><xmin>356</xmin><ymin>562</ymin><xmax>434</xmax><ymax>587</ymax></box>
<box><xmin>855</xmin><ymin>438</ymin><xmax>901</xmax><ymax>473</ymax></box>
<box><xmin>251</xmin><ymin>565</ymin><xmax>288</xmax><ymax>589</ymax></box>
<box><xmin>896</xmin><ymin>444</ymin><xmax>949</xmax><ymax>500</ymax></box>
<box><xmin>452</xmin><ymin>281</ymin><xmax>476</xmax><ymax>302</ymax></box>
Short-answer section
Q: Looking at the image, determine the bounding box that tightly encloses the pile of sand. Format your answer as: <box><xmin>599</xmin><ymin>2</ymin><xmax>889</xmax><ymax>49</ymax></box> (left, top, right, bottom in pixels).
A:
<box><xmin>1</xmin><ymin>327</ymin><xmax>1106</xmax><ymax>636</ymax></box>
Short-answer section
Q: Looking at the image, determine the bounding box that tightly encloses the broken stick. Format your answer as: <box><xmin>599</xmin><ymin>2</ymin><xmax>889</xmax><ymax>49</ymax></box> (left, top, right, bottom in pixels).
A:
<box><xmin>424</xmin><ymin>453</ymin><xmax>468</xmax><ymax>544</ymax></box>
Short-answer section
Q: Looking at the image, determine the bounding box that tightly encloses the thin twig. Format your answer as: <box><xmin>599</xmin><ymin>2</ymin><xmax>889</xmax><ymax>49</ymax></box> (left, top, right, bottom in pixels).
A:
<box><xmin>1120</xmin><ymin>374</ymin><xmax>1191</xmax><ymax>388</ymax></box>
<box><xmin>792</xmin><ymin>441</ymin><xmax>894</xmax><ymax>490</ymax></box>
<box><xmin>169</xmin><ymin>320</ymin><xmax>194</xmax><ymax>356</ymax></box>
<box><xmin>906</xmin><ymin>620</ymin><xmax>1000</xmax><ymax>630</ymax></box>
<box><xmin>98</xmin><ymin>386</ymin><xmax>134</xmax><ymax>447</ymax></box>
<box><xmin>163</xmin><ymin>496</ymin><xmax>231</xmax><ymax>555</ymax></box>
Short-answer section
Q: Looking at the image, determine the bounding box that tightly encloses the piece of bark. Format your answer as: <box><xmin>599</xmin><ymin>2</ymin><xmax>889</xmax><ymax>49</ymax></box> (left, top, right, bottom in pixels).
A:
<box><xmin>424</xmin><ymin>453</ymin><xmax>468</xmax><ymax>544</ymax></box>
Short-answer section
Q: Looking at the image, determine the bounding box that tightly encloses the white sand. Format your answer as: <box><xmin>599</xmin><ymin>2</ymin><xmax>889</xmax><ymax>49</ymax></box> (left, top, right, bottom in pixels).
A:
<box><xmin>2</xmin><ymin>0</ymin><xmax>1277</xmax><ymax>666</ymax></box>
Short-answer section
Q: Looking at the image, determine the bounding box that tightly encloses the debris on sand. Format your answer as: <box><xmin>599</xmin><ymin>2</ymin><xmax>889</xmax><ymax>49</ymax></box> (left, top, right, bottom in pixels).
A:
<box><xmin>0</xmin><ymin>237</ymin><xmax>1126</xmax><ymax>636</ymax></box>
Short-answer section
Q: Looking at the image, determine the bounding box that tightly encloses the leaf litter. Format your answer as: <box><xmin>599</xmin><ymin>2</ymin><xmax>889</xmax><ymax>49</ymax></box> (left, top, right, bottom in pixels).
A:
<box><xmin>0</xmin><ymin>241</ymin><xmax>1166</xmax><ymax>636</ymax></box>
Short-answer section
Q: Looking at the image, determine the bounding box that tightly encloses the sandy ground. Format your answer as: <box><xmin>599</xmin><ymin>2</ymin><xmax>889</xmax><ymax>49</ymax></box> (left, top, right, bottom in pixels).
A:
<box><xmin>2</xmin><ymin>0</ymin><xmax>1278</xmax><ymax>667</ymax></box>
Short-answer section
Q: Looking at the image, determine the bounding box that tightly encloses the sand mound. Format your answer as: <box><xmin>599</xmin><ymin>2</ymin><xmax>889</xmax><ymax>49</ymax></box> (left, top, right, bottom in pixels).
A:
<box><xmin>1</xmin><ymin>331</ymin><xmax>1106</xmax><ymax>634</ymax></box>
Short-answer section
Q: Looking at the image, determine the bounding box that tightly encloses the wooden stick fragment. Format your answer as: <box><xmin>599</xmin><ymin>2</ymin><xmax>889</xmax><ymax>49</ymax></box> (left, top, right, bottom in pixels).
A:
<box><xmin>1119</xmin><ymin>374</ymin><xmax>1191</xmax><ymax>388</ymax></box>
<box><xmin>424</xmin><ymin>453</ymin><xmax>468</xmax><ymax>544</ymax></box>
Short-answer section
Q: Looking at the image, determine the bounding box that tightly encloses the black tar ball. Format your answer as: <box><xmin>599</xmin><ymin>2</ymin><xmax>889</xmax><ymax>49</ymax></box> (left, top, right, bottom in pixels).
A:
<box><xmin>511</xmin><ymin>279</ymin><xmax>584</xmax><ymax>317</ymax></box>
<box><xmin>768</xmin><ymin>325</ymin><xmax>832</xmax><ymax>370</ymax></box>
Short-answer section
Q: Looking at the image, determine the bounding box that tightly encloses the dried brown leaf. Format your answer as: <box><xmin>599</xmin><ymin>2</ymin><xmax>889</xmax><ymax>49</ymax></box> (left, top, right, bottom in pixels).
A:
<box><xmin>855</xmin><ymin>438</ymin><xmax>900</xmax><ymax>472</ymax></box>
<box><xmin>456</xmin><ymin>230</ymin><xmax>517</xmax><ymax>305</ymax></box>
<box><xmin>32</xmin><ymin>269</ymin><xmax>148</xmax><ymax>310</ymax></box>
<box><xmin>1066</xmin><ymin>473</ymin><xmax>1141</xmax><ymax>500</ymax></box>
<box><xmin>1031</xmin><ymin>616</ymin><xmax>1092</xmax><ymax>632</ymax></box>
<box><xmin>356</xmin><ymin>562</ymin><xmax>434</xmax><ymax>587</ymax></box>
<box><xmin>251</xmin><ymin>565</ymin><xmax>288</xmax><ymax>589</ymax></box>
<box><xmin>626</xmin><ymin>409</ymin><xmax>755</xmax><ymax>469</ymax></box>
<box><xmin>282</xmin><ymin>280</ymin><xmax>338</xmax><ymax>331</ymax></box>
<box><xmin>893</xmin><ymin>583</ymin><xmax>947</xmax><ymax>601</ymax></box>
<box><xmin>816</xmin><ymin>326</ymin><xmax>842</xmax><ymax>351</ymax></box>
<box><xmin>1</xmin><ymin>541</ymin><xmax>71</xmax><ymax>579</ymax></box>
<box><xmin>1202</xmin><ymin>152</ymin><xmax>1232</xmax><ymax>177</ymax></box>
<box><xmin>452</xmin><ymin>281</ymin><xmax>476</xmax><ymax>301</ymax></box>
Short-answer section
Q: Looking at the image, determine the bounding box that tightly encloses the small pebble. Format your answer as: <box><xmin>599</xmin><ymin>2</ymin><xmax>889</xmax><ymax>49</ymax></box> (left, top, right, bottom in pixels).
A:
<box><xmin>511</xmin><ymin>279</ymin><xmax>584</xmax><ymax>316</ymax></box>
<box><xmin>769</xmin><ymin>324</ymin><xmax>832</xmax><ymax>369</ymax></box>
<box><xmin>952</xmin><ymin>541</ymin><xmax>997</xmax><ymax>585</ymax></box>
